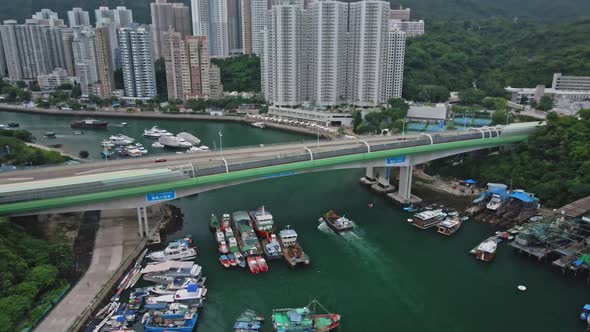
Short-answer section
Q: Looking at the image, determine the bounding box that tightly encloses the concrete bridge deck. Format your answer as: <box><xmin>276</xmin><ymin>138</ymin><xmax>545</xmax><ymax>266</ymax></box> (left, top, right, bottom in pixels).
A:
<box><xmin>0</xmin><ymin>122</ymin><xmax>542</xmax><ymax>215</ymax></box>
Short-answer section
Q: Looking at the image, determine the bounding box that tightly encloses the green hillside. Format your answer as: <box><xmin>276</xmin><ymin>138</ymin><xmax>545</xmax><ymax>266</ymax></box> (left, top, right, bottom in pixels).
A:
<box><xmin>1</xmin><ymin>0</ymin><xmax>589</xmax><ymax>23</ymax></box>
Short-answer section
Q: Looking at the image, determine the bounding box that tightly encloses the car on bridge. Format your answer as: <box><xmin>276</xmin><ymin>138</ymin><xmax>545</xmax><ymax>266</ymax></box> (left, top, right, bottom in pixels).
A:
<box><xmin>154</xmin><ymin>158</ymin><xmax>167</xmax><ymax>163</ymax></box>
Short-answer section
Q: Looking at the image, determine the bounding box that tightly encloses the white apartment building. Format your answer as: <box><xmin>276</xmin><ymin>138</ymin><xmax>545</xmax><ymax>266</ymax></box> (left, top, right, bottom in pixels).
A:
<box><xmin>307</xmin><ymin>0</ymin><xmax>349</xmax><ymax>106</ymax></box>
<box><xmin>191</xmin><ymin>0</ymin><xmax>230</xmax><ymax>57</ymax></box>
<box><xmin>390</xmin><ymin>19</ymin><xmax>424</xmax><ymax>38</ymax></box>
<box><xmin>347</xmin><ymin>0</ymin><xmax>390</xmax><ymax>106</ymax></box>
<box><xmin>262</xmin><ymin>2</ymin><xmax>304</xmax><ymax>106</ymax></box>
<box><xmin>261</xmin><ymin>0</ymin><xmax>406</xmax><ymax>107</ymax></box>
<box><xmin>384</xmin><ymin>24</ymin><xmax>406</xmax><ymax>100</ymax></box>
<box><xmin>67</xmin><ymin>8</ymin><xmax>91</xmax><ymax>27</ymax></box>
<box><xmin>241</xmin><ymin>0</ymin><xmax>266</xmax><ymax>55</ymax></box>
<box><xmin>72</xmin><ymin>27</ymin><xmax>99</xmax><ymax>97</ymax></box>
<box><xmin>118</xmin><ymin>26</ymin><xmax>157</xmax><ymax>100</ymax></box>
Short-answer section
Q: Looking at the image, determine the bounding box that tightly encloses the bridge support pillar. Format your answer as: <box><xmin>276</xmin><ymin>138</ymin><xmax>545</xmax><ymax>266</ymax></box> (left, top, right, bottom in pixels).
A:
<box><xmin>143</xmin><ymin>207</ymin><xmax>149</xmax><ymax>236</ymax></box>
<box><xmin>370</xmin><ymin>167</ymin><xmax>395</xmax><ymax>193</ymax></box>
<box><xmin>137</xmin><ymin>207</ymin><xmax>144</xmax><ymax>237</ymax></box>
<box><xmin>387</xmin><ymin>165</ymin><xmax>422</xmax><ymax>206</ymax></box>
<box><xmin>398</xmin><ymin>166</ymin><xmax>413</xmax><ymax>200</ymax></box>
<box><xmin>359</xmin><ymin>167</ymin><xmax>377</xmax><ymax>186</ymax></box>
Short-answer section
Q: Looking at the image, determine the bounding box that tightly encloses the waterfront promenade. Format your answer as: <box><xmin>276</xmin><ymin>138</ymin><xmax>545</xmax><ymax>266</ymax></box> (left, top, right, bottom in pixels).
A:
<box><xmin>34</xmin><ymin>209</ymin><xmax>153</xmax><ymax>332</ymax></box>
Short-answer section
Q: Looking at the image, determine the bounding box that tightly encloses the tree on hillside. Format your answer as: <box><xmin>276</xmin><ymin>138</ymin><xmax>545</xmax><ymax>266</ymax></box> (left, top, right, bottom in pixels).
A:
<box><xmin>459</xmin><ymin>88</ymin><xmax>486</xmax><ymax>105</ymax></box>
<box><xmin>538</xmin><ymin>96</ymin><xmax>554</xmax><ymax>111</ymax></box>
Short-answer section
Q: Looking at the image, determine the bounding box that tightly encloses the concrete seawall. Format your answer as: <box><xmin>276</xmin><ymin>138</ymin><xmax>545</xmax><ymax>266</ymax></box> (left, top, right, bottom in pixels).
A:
<box><xmin>0</xmin><ymin>104</ymin><xmax>332</xmax><ymax>139</ymax></box>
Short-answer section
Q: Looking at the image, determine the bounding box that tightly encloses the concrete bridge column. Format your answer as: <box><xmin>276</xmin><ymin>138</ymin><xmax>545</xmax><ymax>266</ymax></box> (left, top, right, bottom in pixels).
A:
<box><xmin>398</xmin><ymin>166</ymin><xmax>413</xmax><ymax>201</ymax></box>
<box><xmin>370</xmin><ymin>167</ymin><xmax>396</xmax><ymax>193</ymax></box>
<box><xmin>136</xmin><ymin>207</ymin><xmax>144</xmax><ymax>237</ymax></box>
<box><xmin>143</xmin><ymin>207</ymin><xmax>149</xmax><ymax>236</ymax></box>
<box><xmin>359</xmin><ymin>167</ymin><xmax>377</xmax><ymax>185</ymax></box>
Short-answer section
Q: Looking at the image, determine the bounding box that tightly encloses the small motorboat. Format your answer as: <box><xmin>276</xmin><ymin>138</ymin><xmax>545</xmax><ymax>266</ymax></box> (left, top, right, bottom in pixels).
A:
<box><xmin>151</xmin><ymin>141</ymin><xmax>164</xmax><ymax>148</ymax></box>
<box><xmin>199</xmin><ymin>145</ymin><xmax>210</xmax><ymax>151</ymax></box>
<box><xmin>247</xmin><ymin>256</ymin><xmax>260</xmax><ymax>274</ymax></box>
<box><xmin>256</xmin><ymin>256</ymin><xmax>268</xmax><ymax>272</ymax></box>
<box><xmin>7</xmin><ymin>121</ymin><xmax>19</xmax><ymax>128</ymax></box>
<box><xmin>235</xmin><ymin>252</ymin><xmax>246</xmax><ymax>268</ymax></box>
<box><xmin>218</xmin><ymin>240</ymin><xmax>229</xmax><ymax>254</ymax></box>
<box><xmin>73</xmin><ymin>130</ymin><xmax>84</xmax><ymax>135</ymax></box>
<box><xmin>121</xmin><ymin>122</ymin><xmax>128</xmax><ymax>126</ymax></box>
<box><xmin>219</xmin><ymin>255</ymin><xmax>230</xmax><ymax>268</ymax></box>
<box><xmin>403</xmin><ymin>204</ymin><xmax>419</xmax><ymax>212</ymax></box>
<box><xmin>228</xmin><ymin>253</ymin><xmax>238</xmax><ymax>266</ymax></box>
<box><xmin>45</xmin><ymin>131</ymin><xmax>56</xmax><ymax>138</ymax></box>
<box><xmin>580</xmin><ymin>304</ymin><xmax>590</xmax><ymax>321</ymax></box>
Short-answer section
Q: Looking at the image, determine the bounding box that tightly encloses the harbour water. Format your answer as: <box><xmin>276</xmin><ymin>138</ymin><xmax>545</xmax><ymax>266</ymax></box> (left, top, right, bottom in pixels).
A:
<box><xmin>169</xmin><ymin>171</ymin><xmax>587</xmax><ymax>332</ymax></box>
<box><xmin>0</xmin><ymin>111</ymin><xmax>306</xmax><ymax>159</ymax></box>
<box><xmin>1</xmin><ymin>111</ymin><xmax>587</xmax><ymax>331</ymax></box>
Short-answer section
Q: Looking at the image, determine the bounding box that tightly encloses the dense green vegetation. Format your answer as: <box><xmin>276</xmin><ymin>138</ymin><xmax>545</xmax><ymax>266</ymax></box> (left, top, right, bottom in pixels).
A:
<box><xmin>404</xmin><ymin>19</ymin><xmax>590</xmax><ymax>101</ymax></box>
<box><xmin>0</xmin><ymin>129</ymin><xmax>70</xmax><ymax>166</ymax></box>
<box><xmin>426</xmin><ymin>110</ymin><xmax>590</xmax><ymax>208</ymax></box>
<box><xmin>352</xmin><ymin>98</ymin><xmax>408</xmax><ymax>134</ymax></box>
<box><xmin>212</xmin><ymin>55</ymin><xmax>261</xmax><ymax>93</ymax></box>
<box><xmin>0</xmin><ymin>219</ymin><xmax>73</xmax><ymax>330</ymax></box>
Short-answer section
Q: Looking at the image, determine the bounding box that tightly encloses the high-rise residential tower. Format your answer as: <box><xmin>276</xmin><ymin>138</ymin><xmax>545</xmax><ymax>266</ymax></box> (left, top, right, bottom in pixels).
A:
<box><xmin>150</xmin><ymin>0</ymin><xmax>191</xmax><ymax>59</ymax></box>
<box><xmin>94</xmin><ymin>27</ymin><xmax>115</xmax><ymax>98</ymax></box>
<box><xmin>227</xmin><ymin>0</ymin><xmax>243</xmax><ymax>54</ymax></box>
<box><xmin>114</xmin><ymin>6</ymin><xmax>134</xmax><ymax>27</ymax></box>
<box><xmin>261</xmin><ymin>0</ymin><xmax>406</xmax><ymax>107</ymax></box>
<box><xmin>72</xmin><ymin>27</ymin><xmax>99</xmax><ymax>97</ymax></box>
<box><xmin>307</xmin><ymin>0</ymin><xmax>349</xmax><ymax>106</ymax></box>
<box><xmin>261</xmin><ymin>1</ymin><xmax>304</xmax><ymax>106</ymax></box>
<box><xmin>241</xmin><ymin>0</ymin><xmax>266</xmax><ymax>55</ymax></box>
<box><xmin>32</xmin><ymin>9</ymin><xmax>65</xmax><ymax>26</ymax></box>
<box><xmin>191</xmin><ymin>0</ymin><xmax>232</xmax><ymax>57</ymax></box>
<box><xmin>118</xmin><ymin>26</ymin><xmax>157</xmax><ymax>99</ymax></box>
<box><xmin>67</xmin><ymin>8</ymin><xmax>91</xmax><ymax>27</ymax></box>
<box><xmin>163</xmin><ymin>29</ymin><xmax>223</xmax><ymax>100</ymax></box>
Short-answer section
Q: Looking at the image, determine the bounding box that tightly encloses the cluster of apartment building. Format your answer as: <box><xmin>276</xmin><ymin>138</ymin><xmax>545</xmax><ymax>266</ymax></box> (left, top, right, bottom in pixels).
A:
<box><xmin>0</xmin><ymin>1</ymin><xmax>424</xmax><ymax>105</ymax></box>
<box><xmin>262</xmin><ymin>0</ymin><xmax>409</xmax><ymax>108</ymax></box>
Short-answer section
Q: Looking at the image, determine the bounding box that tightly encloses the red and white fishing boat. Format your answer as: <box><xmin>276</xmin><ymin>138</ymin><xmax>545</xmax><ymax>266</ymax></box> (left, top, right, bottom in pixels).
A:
<box><xmin>220</xmin><ymin>213</ymin><xmax>231</xmax><ymax>231</ymax></box>
<box><xmin>219</xmin><ymin>255</ymin><xmax>231</xmax><ymax>268</ymax></box>
<box><xmin>256</xmin><ymin>255</ymin><xmax>268</xmax><ymax>272</ymax></box>
<box><xmin>219</xmin><ymin>240</ymin><xmax>229</xmax><ymax>254</ymax></box>
<box><xmin>247</xmin><ymin>256</ymin><xmax>260</xmax><ymax>274</ymax></box>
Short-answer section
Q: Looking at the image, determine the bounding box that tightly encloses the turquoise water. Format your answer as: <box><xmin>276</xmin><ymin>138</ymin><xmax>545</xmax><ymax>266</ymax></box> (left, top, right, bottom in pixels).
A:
<box><xmin>3</xmin><ymin>111</ymin><xmax>586</xmax><ymax>332</ymax></box>
<box><xmin>0</xmin><ymin>111</ymin><xmax>307</xmax><ymax>159</ymax></box>
<box><xmin>168</xmin><ymin>170</ymin><xmax>588</xmax><ymax>332</ymax></box>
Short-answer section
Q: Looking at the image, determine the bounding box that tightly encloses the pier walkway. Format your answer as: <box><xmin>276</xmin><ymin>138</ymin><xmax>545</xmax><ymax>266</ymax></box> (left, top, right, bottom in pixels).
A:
<box><xmin>34</xmin><ymin>209</ymin><xmax>153</xmax><ymax>332</ymax></box>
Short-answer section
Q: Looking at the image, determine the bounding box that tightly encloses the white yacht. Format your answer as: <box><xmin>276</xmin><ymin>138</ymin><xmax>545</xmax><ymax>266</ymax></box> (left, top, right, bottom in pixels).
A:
<box><xmin>109</xmin><ymin>134</ymin><xmax>135</xmax><ymax>145</ymax></box>
<box><xmin>141</xmin><ymin>261</ymin><xmax>202</xmax><ymax>284</ymax></box>
<box><xmin>146</xmin><ymin>240</ymin><xmax>197</xmax><ymax>262</ymax></box>
<box><xmin>124</xmin><ymin>146</ymin><xmax>142</xmax><ymax>157</ymax></box>
<box><xmin>199</xmin><ymin>145</ymin><xmax>210</xmax><ymax>151</ymax></box>
<box><xmin>147</xmin><ymin>277</ymin><xmax>204</xmax><ymax>295</ymax></box>
<box><xmin>101</xmin><ymin>140</ymin><xmax>114</xmax><ymax>148</ymax></box>
<box><xmin>251</xmin><ymin>122</ymin><xmax>266</xmax><ymax>129</ymax></box>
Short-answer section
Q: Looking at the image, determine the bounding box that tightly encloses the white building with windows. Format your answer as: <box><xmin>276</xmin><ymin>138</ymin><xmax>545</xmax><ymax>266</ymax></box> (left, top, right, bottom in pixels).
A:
<box><xmin>67</xmin><ymin>8</ymin><xmax>90</xmax><ymax>27</ymax></box>
<box><xmin>307</xmin><ymin>0</ymin><xmax>349</xmax><ymax>106</ymax></box>
<box><xmin>191</xmin><ymin>0</ymin><xmax>230</xmax><ymax>57</ymax></box>
<box><xmin>261</xmin><ymin>1</ymin><xmax>304</xmax><ymax>106</ymax></box>
<box><xmin>118</xmin><ymin>26</ymin><xmax>157</xmax><ymax>100</ymax></box>
<box><xmin>37</xmin><ymin>68</ymin><xmax>71</xmax><ymax>90</ymax></box>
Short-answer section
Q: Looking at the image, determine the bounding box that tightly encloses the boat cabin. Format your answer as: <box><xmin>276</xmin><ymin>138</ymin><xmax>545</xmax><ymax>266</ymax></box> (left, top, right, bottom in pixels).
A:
<box><xmin>279</xmin><ymin>228</ymin><xmax>298</xmax><ymax>247</ymax></box>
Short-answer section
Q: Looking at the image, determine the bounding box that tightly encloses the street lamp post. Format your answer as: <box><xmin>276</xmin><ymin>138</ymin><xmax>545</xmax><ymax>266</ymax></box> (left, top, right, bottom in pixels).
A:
<box><xmin>219</xmin><ymin>130</ymin><xmax>223</xmax><ymax>154</ymax></box>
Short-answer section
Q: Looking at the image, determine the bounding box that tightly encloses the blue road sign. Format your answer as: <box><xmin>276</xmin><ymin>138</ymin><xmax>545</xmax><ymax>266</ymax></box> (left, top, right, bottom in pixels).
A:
<box><xmin>386</xmin><ymin>156</ymin><xmax>406</xmax><ymax>165</ymax></box>
<box><xmin>146</xmin><ymin>190</ymin><xmax>176</xmax><ymax>202</ymax></box>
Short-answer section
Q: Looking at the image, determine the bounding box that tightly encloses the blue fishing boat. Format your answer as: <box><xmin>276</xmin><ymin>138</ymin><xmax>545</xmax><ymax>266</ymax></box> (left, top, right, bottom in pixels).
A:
<box><xmin>403</xmin><ymin>204</ymin><xmax>419</xmax><ymax>212</ymax></box>
<box><xmin>144</xmin><ymin>310</ymin><xmax>198</xmax><ymax>332</ymax></box>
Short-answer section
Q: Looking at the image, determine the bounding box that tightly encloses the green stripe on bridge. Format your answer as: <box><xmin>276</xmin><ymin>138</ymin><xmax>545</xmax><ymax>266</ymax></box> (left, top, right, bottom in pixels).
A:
<box><xmin>0</xmin><ymin>135</ymin><xmax>528</xmax><ymax>214</ymax></box>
